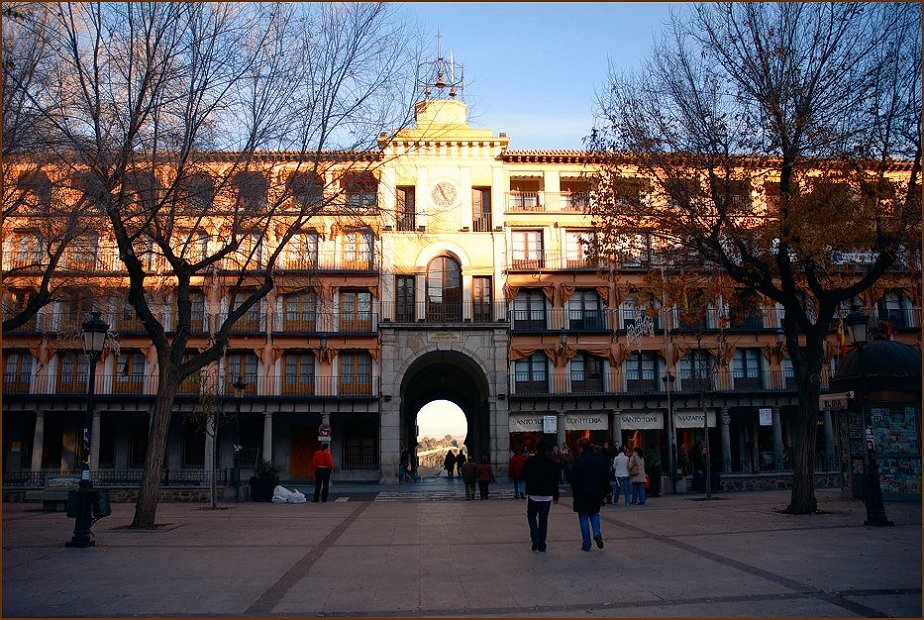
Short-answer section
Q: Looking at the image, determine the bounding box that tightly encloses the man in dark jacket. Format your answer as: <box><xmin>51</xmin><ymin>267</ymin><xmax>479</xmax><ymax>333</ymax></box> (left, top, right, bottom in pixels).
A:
<box><xmin>569</xmin><ymin>440</ymin><xmax>607</xmax><ymax>551</ymax></box>
<box><xmin>520</xmin><ymin>440</ymin><xmax>560</xmax><ymax>552</ymax></box>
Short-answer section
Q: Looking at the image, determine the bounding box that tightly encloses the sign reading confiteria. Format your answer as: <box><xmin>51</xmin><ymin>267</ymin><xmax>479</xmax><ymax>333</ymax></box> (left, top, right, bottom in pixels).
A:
<box><xmin>620</xmin><ymin>412</ymin><xmax>663</xmax><ymax>430</ymax></box>
<box><xmin>673</xmin><ymin>411</ymin><xmax>717</xmax><ymax>428</ymax></box>
<box><xmin>565</xmin><ymin>414</ymin><xmax>608</xmax><ymax>431</ymax></box>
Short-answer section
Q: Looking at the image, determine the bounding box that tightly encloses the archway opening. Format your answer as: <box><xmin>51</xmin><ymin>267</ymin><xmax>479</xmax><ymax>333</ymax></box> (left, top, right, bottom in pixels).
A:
<box><xmin>415</xmin><ymin>400</ymin><xmax>467</xmax><ymax>477</ymax></box>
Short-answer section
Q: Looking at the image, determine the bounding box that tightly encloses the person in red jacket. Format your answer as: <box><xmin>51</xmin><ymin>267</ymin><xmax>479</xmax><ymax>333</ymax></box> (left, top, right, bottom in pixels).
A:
<box><xmin>509</xmin><ymin>448</ymin><xmax>527</xmax><ymax>499</ymax></box>
<box><xmin>312</xmin><ymin>443</ymin><xmax>334</xmax><ymax>503</ymax></box>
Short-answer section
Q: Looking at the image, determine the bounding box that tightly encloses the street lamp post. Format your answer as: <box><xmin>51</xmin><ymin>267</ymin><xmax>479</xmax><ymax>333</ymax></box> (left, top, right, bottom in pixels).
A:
<box><xmin>844</xmin><ymin>305</ymin><xmax>893</xmax><ymax>527</ymax></box>
<box><xmin>232</xmin><ymin>376</ymin><xmax>248</xmax><ymax>503</ymax></box>
<box><xmin>66</xmin><ymin>310</ymin><xmax>108</xmax><ymax>548</ymax></box>
<box><xmin>662</xmin><ymin>372</ymin><xmax>676</xmax><ymax>493</ymax></box>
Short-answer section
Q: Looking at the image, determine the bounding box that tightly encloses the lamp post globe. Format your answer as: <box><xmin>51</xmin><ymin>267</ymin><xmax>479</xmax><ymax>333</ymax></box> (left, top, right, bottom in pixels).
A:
<box><xmin>67</xmin><ymin>310</ymin><xmax>110</xmax><ymax>548</ymax></box>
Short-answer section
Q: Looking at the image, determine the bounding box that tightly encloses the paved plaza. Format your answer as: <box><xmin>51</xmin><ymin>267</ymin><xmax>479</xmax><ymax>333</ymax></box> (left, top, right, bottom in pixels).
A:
<box><xmin>1</xmin><ymin>482</ymin><xmax>921</xmax><ymax>618</ymax></box>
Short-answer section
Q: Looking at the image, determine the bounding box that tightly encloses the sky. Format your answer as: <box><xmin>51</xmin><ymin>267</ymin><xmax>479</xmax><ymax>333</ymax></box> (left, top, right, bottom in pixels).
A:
<box><xmin>399</xmin><ymin>2</ymin><xmax>676</xmax><ymax>150</ymax></box>
<box><xmin>417</xmin><ymin>400</ymin><xmax>468</xmax><ymax>440</ymax></box>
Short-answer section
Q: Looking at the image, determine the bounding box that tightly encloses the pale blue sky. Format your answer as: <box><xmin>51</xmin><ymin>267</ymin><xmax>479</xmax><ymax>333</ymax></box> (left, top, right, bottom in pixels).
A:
<box><xmin>400</xmin><ymin>2</ymin><xmax>676</xmax><ymax>150</ymax></box>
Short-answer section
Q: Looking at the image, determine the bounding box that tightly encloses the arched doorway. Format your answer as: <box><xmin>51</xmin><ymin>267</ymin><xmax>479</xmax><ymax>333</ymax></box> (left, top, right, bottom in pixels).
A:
<box><xmin>399</xmin><ymin>351</ymin><xmax>491</xmax><ymax>467</ymax></box>
<box><xmin>415</xmin><ymin>400</ymin><xmax>468</xmax><ymax>476</ymax></box>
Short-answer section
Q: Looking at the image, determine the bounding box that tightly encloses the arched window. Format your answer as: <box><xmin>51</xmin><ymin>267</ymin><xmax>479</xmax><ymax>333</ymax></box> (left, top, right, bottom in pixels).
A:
<box><xmin>426</xmin><ymin>256</ymin><xmax>462</xmax><ymax>321</ymax></box>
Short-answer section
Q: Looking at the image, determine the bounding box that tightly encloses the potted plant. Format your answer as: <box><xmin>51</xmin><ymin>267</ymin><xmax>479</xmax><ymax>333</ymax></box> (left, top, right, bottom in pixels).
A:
<box><xmin>249</xmin><ymin>459</ymin><xmax>279</xmax><ymax>502</ymax></box>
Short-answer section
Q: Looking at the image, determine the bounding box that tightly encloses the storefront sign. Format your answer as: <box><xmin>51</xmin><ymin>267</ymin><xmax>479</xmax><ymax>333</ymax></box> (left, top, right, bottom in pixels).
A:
<box><xmin>673</xmin><ymin>411</ymin><xmax>716</xmax><ymax>428</ymax></box>
<box><xmin>620</xmin><ymin>412</ymin><xmax>663</xmax><ymax>430</ymax></box>
<box><xmin>758</xmin><ymin>408</ymin><xmax>773</xmax><ymax>426</ymax></box>
<box><xmin>565</xmin><ymin>414</ymin><xmax>608</xmax><ymax>431</ymax></box>
<box><xmin>509</xmin><ymin>415</ymin><xmax>544</xmax><ymax>433</ymax></box>
<box><xmin>543</xmin><ymin>415</ymin><xmax>558</xmax><ymax>434</ymax></box>
<box><xmin>819</xmin><ymin>391</ymin><xmax>854</xmax><ymax>411</ymax></box>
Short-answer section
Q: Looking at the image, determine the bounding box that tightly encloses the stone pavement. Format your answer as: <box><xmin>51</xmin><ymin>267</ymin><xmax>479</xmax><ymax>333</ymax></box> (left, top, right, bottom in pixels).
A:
<box><xmin>1</xmin><ymin>481</ymin><xmax>921</xmax><ymax>618</ymax></box>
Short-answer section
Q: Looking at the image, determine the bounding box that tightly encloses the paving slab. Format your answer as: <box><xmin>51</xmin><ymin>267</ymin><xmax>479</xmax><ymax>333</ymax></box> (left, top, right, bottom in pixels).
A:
<box><xmin>2</xmin><ymin>487</ymin><xmax>920</xmax><ymax>617</ymax></box>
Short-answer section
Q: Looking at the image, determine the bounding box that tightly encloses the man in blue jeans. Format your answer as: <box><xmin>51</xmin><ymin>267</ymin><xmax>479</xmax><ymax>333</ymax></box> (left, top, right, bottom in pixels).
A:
<box><xmin>520</xmin><ymin>440</ymin><xmax>560</xmax><ymax>552</ymax></box>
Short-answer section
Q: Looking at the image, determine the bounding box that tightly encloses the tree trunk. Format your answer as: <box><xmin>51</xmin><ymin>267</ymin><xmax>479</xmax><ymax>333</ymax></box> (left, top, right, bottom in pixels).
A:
<box><xmin>786</xmin><ymin>341</ymin><xmax>825</xmax><ymax>514</ymax></box>
<box><xmin>131</xmin><ymin>368</ymin><xmax>178</xmax><ymax>529</ymax></box>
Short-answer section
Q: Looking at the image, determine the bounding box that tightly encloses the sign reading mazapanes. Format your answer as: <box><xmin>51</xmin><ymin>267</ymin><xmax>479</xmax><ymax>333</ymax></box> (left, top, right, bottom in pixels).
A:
<box><xmin>673</xmin><ymin>411</ymin><xmax>717</xmax><ymax>428</ymax></box>
<box><xmin>819</xmin><ymin>391</ymin><xmax>854</xmax><ymax>411</ymax></box>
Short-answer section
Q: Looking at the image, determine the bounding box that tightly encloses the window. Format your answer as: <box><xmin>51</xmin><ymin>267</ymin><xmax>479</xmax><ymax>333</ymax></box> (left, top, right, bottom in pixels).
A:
<box><xmin>173</xmin><ymin>291</ymin><xmax>206</xmax><ymax>333</ymax></box>
<box><xmin>225</xmin><ymin>352</ymin><xmax>258</xmax><ymax>394</ymax></box>
<box><xmin>343</xmin><ymin>173</ymin><xmax>377</xmax><ymax>210</ymax></box>
<box><xmin>59</xmin><ymin>295</ymin><xmax>94</xmax><ymax>333</ymax></box>
<box><xmin>878</xmin><ymin>291</ymin><xmax>914</xmax><ymax>329</ymax></box>
<box><xmin>509</xmin><ymin>179</ymin><xmax>542</xmax><ymax>211</ymax></box>
<box><xmin>565</xmin><ymin>231</ymin><xmax>595</xmax><ymax>268</ymax></box>
<box><xmin>728</xmin><ymin>289</ymin><xmax>764</xmax><ymax>329</ymax></box>
<box><xmin>3</xmin><ymin>352</ymin><xmax>33</xmax><ymax>394</ymax></box>
<box><xmin>732</xmin><ymin>349</ymin><xmax>763</xmax><ymax>391</ymax></box>
<box><xmin>178</xmin><ymin>173</ymin><xmax>214</xmax><ymax>212</ymax></box>
<box><xmin>472</xmin><ymin>187</ymin><xmax>492</xmax><ymax>231</ymax></box>
<box><xmin>614</xmin><ymin>232</ymin><xmax>651</xmax><ymax>268</ymax></box>
<box><xmin>395</xmin><ymin>275</ymin><xmax>416</xmax><ymax>322</ymax></box>
<box><xmin>567</xmin><ymin>290</ymin><xmax>604</xmax><ymax>331</ymax></box>
<box><xmin>9</xmin><ymin>231</ymin><xmax>43</xmax><ymax>269</ymax></box>
<box><xmin>114</xmin><ymin>351</ymin><xmax>146</xmax><ymax>394</ymax></box>
<box><xmin>16</xmin><ymin>171</ymin><xmax>52</xmax><ymax>211</ymax></box>
<box><xmin>473</xmin><ymin>276</ymin><xmax>492</xmax><ymax>322</ymax></box>
<box><xmin>341</xmin><ymin>230</ymin><xmax>373</xmax><ymax>269</ymax></box>
<box><xmin>283</xmin><ymin>352</ymin><xmax>315</xmax><ymax>396</ymax></box>
<box><xmin>614</xmin><ymin>177</ymin><xmax>649</xmax><ymax>206</ymax></box>
<box><xmin>570</xmin><ymin>353</ymin><xmax>604</xmax><ymax>393</ymax></box>
<box><xmin>624</xmin><ymin>352</ymin><xmax>657</xmax><ymax>394</ymax></box>
<box><xmin>172</xmin><ymin>229</ymin><xmax>209</xmax><ymax>264</ymax></box>
<box><xmin>233</xmin><ymin>172</ymin><xmax>267</xmax><ymax>211</ymax></box>
<box><xmin>228</xmin><ymin>292</ymin><xmax>260</xmax><ymax>333</ymax></box>
<box><xmin>2</xmin><ymin>290</ymin><xmax>37</xmax><ymax>331</ymax></box>
<box><xmin>726</xmin><ymin>179</ymin><xmax>752</xmax><ymax>211</ymax></box>
<box><xmin>781</xmin><ymin>358</ymin><xmax>797</xmax><ymax>389</ymax></box>
<box><xmin>620</xmin><ymin>296</ymin><xmax>660</xmax><ymax>331</ymax></box>
<box><xmin>289</xmin><ymin>173</ymin><xmax>323</xmax><ymax>210</ymax></box>
<box><xmin>225</xmin><ymin>232</ymin><xmax>263</xmax><ymax>271</ymax></box>
<box><xmin>58</xmin><ymin>352</ymin><xmax>89</xmax><ymax>393</ymax></box>
<box><xmin>511</xmin><ymin>230</ymin><xmax>544</xmax><ymax>268</ymax></box>
<box><xmin>342</xmin><ymin>416</ymin><xmax>379</xmax><ymax>469</ymax></box>
<box><xmin>678</xmin><ymin>350</ymin><xmax>714</xmax><ymax>392</ymax></box>
<box><xmin>281</xmin><ymin>290</ymin><xmax>317</xmax><ymax>331</ymax></box>
<box><xmin>676</xmin><ymin>289</ymin><xmax>710</xmax><ymax>330</ymax></box>
<box><xmin>339</xmin><ymin>352</ymin><xmax>372</xmax><ymax>395</ymax></box>
<box><xmin>560</xmin><ymin>180</ymin><xmax>588</xmax><ymax>210</ymax></box>
<box><xmin>282</xmin><ymin>232</ymin><xmax>319</xmax><ymax>270</ymax></box>
<box><xmin>339</xmin><ymin>290</ymin><xmax>372</xmax><ymax>332</ymax></box>
<box><xmin>65</xmin><ymin>233</ymin><xmax>100</xmax><ymax>271</ymax></box>
<box><xmin>114</xmin><ymin>293</ymin><xmax>144</xmax><ymax>333</ymax></box>
<box><xmin>515</xmin><ymin>352</ymin><xmax>548</xmax><ymax>394</ymax></box>
<box><xmin>512</xmin><ymin>290</ymin><xmax>546</xmax><ymax>331</ymax></box>
<box><xmin>426</xmin><ymin>256</ymin><xmax>462</xmax><ymax>321</ymax></box>
<box><xmin>396</xmin><ymin>186</ymin><xmax>416</xmax><ymax>231</ymax></box>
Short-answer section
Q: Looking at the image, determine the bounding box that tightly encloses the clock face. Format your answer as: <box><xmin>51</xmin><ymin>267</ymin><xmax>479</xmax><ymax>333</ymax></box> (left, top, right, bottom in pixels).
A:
<box><xmin>431</xmin><ymin>181</ymin><xmax>458</xmax><ymax>208</ymax></box>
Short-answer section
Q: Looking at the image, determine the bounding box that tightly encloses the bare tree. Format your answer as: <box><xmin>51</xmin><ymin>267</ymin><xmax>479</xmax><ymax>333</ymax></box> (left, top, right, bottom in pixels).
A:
<box><xmin>22</xmin><ymin>2</ymin><xmax>422</xmax><ymax>527</ymax></box>
<box><xmin>589</xmin><ymin>2</ymin><xmax>921</xmax><ymax>514</ymax></box>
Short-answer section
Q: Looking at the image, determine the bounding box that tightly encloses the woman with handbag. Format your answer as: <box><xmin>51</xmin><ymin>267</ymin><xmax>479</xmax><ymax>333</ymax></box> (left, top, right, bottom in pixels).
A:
<box><xmin>628</xmin><ymin>447</ymin><xmax>647</xmax><ymax>505</ymax></box>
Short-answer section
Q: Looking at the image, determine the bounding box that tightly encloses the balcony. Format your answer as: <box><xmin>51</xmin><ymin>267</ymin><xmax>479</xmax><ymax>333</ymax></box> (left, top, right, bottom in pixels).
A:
<box><xmin>505</xmin><ymin>191</ymin><xmax>590</xmax><ymax>213</ymax></box>
<box><xmin>509</xmin><ymin>308</ymin><xmax>616</xmax><ymax>333</ymax></box>
<box><xmin>3</xmin><ymin>250</ymin><xmax>45</xmax><ymax>272</ymax></box>
<box><xmin>2</xmin><ymin>374</ymin><xmax>32</xmax><ymax>395</ymax></box>
<box><xmin>379</xmin><ymin>302</ymin><xmax>507</xmax><ymax>324</ymax></box>
<box><xmin>876</xmin><ymin>307</ymin><xmax>921</xmax><ymax>330</ymax></box>
<box><xmin>505</xmin><ymin>251</ymin><xmax>604</xmax><ymax>272</ymax></box>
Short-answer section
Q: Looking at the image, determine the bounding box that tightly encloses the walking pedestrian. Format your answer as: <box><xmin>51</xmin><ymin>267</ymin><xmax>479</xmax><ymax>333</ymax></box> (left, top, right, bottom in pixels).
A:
<box><xmin>455</xmin><ymin>450</ymin><xmax>466</xmax><ymax>478</ymax></box>
<box><xmin>460</xmin><ymin>455</ymin><xmax>478</xmax><ymax>500</ymax></box>
<box><xmin>399</xmin><ymin>445</ymin><xmax>417</xmax><ymax>483</ymax></box>
<box><xmin>476</xmin><ymin>454</ymin><xmax>496</xmax><ymax>499</ymax></box>
<box><xmin>629</xmin><ymin>446</ymin><xmax>647</xmax><ymax>505</ymax></box>
<box><xmin>559</xmin><ymin>444</ymin><xmax>574</xmax><ymax>484</ymax></box>
<box><xmin>443</xmin><ymin>449</ymin><xmax>456</xmax><ymax>479</ymax></box>
<box><xmin>568</xmin><ymin>441</ymin><xmax>607</xmax><ymax>551</ymax></box>
<box><xmin>312</xmin><ymin>443</ymin><xmax>333</xmax><ymax>503</ymax></box>
<box><xmin>509</xmin><ymin>448</ymin><xmax>527</xmax><ymax>499</ymax></box>
<box><xmin>521</xmin><ymin>440</ymin><xmax>560</xmax><ymax>552</ymax></box>
<box><xmin>613</xmin><ymin>447</ymin><xmax>631</xmax><ymax>506</ymax></box>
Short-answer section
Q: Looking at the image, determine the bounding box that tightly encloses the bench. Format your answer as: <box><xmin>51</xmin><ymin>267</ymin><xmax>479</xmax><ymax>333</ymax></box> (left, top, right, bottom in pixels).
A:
<box><xmin>24</xmin><ymin>477</ymin><xmax>82</xmax><ymax>512</ymax></box>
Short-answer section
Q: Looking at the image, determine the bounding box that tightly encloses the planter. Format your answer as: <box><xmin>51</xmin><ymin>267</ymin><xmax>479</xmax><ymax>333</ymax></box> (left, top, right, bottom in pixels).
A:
<box><xmin>249</xmin><ymin>477</ymin><xmax>276</xmax><ymax>502</ymax></box>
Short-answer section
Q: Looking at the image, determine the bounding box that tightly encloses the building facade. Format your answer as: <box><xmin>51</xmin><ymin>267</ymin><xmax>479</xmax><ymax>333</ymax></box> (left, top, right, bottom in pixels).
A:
<box><xmin>3</xmin><ymin>94</ymin><xmax>920</xmax><ymax>496</ymax></box>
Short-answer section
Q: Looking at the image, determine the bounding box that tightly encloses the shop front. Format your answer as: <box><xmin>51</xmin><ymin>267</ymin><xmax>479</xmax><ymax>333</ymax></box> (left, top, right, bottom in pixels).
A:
<box><xmin>562</xmin><ymin>412</ymin><xmax>610</xmax><ymax>454</ymax></box>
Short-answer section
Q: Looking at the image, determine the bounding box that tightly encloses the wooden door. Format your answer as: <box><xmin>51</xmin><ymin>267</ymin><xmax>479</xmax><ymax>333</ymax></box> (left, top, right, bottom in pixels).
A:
<box><xmin>291</xmin><ymin>427</ymin><xmax>319</xmax><ymax>480</ymax></box>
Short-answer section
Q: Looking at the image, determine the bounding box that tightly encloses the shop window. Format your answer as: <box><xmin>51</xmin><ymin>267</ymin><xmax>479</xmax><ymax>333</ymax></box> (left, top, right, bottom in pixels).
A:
<box><xmin>342</xmin><ymin>416</ymin><xmax>379</xmax><ymax>469</ymax></box>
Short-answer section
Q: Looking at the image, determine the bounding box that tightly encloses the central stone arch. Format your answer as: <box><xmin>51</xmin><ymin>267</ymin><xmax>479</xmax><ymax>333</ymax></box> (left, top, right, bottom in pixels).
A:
<box><xmin>400</xmin><ymin>350</ymin><xmax>491</xmax><ymax>463</ymax></box>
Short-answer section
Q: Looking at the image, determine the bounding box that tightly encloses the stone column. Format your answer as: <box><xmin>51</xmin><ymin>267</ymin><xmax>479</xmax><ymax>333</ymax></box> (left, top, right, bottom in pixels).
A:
<box><xmin>90</xmin><ymin>411</ymin><xmax>102</xmax><ymax>472</ymax></box>
<box><xmin>262</xmin><ymin>411</ymin><xmax>273</xmax><ymax>465</ymax></box>
<box><xmin>772</xmin><ymin>407</ymin><xmax>784</xmax><ymax>472</ymax></box>
<box><xmin>379</xmin><ymin>396</ymin><xmax>401</xmax><ymax>484</ymax></box>
<box><xmin>720</xmin><ymin>408</ymin><xmax>731</xmax><ymax>474</ymax></box>
<box><xmin>556</xmin><ymin>411</ymin><xmax>567</xmax><ymax>451</ymax></box>
<box><xmin>611</xmin><ymin>410</ymin><xmax>622</xmax><ymax>445</ymax></box>
<box><xmin>822</xmin><ymin>409</ymin><xmax>835</xmax><ymax>471</ymax></box>
<box><xmin>31</xmin><ymin>412</ymin><xmax>45</xmax><ymax>472</ymax></box>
